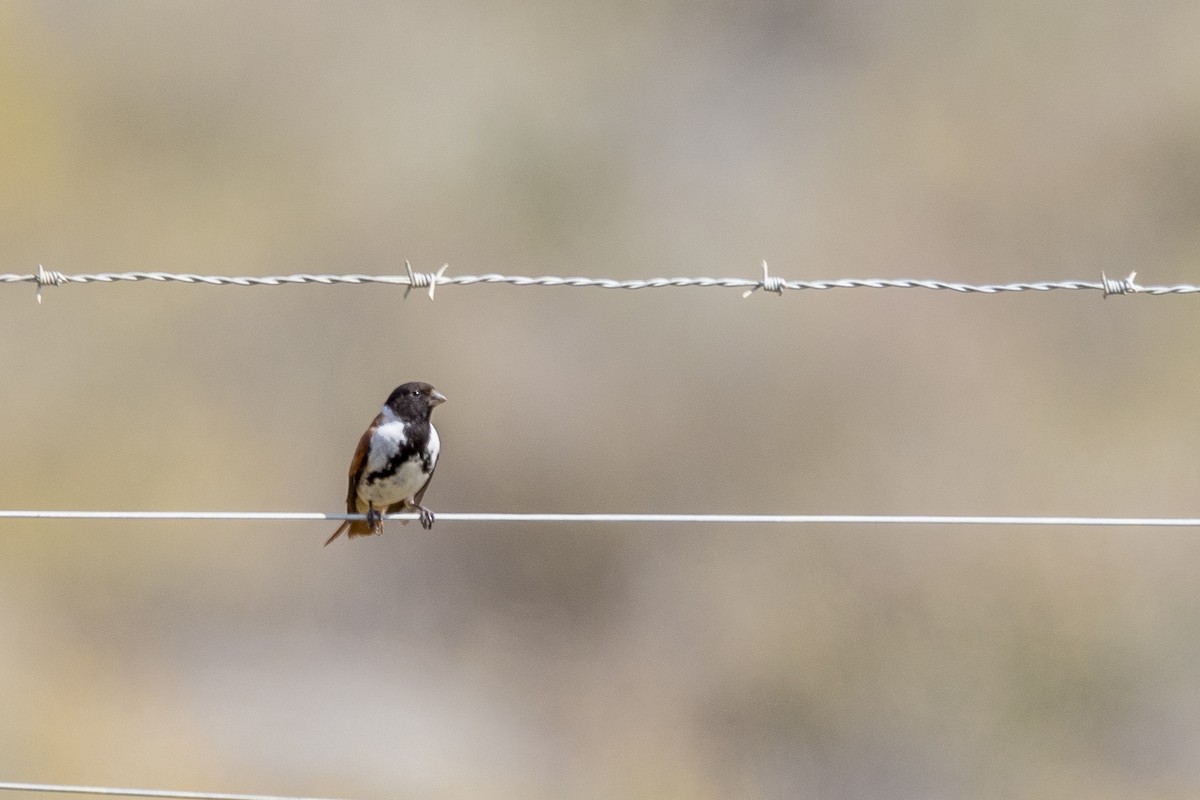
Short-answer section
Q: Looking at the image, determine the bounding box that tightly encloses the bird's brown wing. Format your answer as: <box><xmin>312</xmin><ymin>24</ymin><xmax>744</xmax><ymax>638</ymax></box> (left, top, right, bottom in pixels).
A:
<box><xmin>343</xmin><ymin>425</ymin><xmax>374</xmax><ymax>512</ymax></box>
<box><xmin>325</xmin><ymin>422</ymin><xmax>377</xmax><ymax>546</ymax></box>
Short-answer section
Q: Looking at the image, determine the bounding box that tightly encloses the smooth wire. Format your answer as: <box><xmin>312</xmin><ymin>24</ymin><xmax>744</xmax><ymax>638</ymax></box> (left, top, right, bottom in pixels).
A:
<box><xmin>0</xmin><ymin>781</ymin><xmax>352</xmax><ymax>800</ymax></box>
<box><xmin>1</xmin><ymin>511</ymin><xmax>1199</xmax><ymax>526</ymax></box>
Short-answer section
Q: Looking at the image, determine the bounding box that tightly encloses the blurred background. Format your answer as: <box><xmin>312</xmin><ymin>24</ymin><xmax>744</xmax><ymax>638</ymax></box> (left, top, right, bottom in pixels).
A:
<box><xmin>2</xmin><ymin>1</ymin><xmax>1200</xmax><ymax>798</ymax></box>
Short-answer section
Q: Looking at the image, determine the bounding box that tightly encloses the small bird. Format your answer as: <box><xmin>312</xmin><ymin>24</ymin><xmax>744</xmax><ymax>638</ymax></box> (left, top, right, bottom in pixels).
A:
<box><xmin>325</xmin><ymin>382</ymin><xmax>446</xmax><ymax>545</ymax></box>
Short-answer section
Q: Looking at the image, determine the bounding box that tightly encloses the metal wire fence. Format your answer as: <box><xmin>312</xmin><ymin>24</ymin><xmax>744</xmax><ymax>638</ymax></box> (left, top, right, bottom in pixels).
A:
<box><xmin>0</xmin><ymin>781</ymin><xmax>351</xmax><ymax>800</ymax></box>
<box><xmin>3</xmin><ymin>511</ymin><xmax>1200</xmax><ymax>527</ymax></box>
<box><xmin>0</xmin><ymin>263</ymin><xmax>1172</xmax><ymax>303</ymax></box>
<box><xmin>3</xmin><ymin>261</ymin><xmax>1192</xmax><ymax>800</ymax></box>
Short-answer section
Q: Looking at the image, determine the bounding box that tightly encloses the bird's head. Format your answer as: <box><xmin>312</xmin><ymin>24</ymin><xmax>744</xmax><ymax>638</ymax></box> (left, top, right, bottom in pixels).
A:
<box><xmin>384</xmin><ymin>381</ymin><xmax>447</xmax><ymax>421</ymax></box>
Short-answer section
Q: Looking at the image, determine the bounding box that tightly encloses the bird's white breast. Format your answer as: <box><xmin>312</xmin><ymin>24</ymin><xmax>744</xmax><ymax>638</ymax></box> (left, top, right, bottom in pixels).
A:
<box><xmin>364</xmin><ymin>419</ymin><xmax>408</xmax><ymax>472</ymax></box>
<box><xmin>356</xmin><ymin>421</ymin><xmax>439</xmax><ymax>509</ymax></box>
<box><xmin>426</xmin><ymin>425</ymin><xmax>441</xmax><ymax>466</ymax></box>
<box><xmin>358</xmin><ymin>461</ymin><xmax>427</xmax><ymax>508</ymax></box>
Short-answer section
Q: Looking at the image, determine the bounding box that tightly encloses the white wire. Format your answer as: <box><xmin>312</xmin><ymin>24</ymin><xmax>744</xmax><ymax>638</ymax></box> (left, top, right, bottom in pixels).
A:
<box><xmin>0</xmin><ymin>264</ymin><xmax>1179</xmax><ymax>298</ymax></box>
<box><xmin>1</xmin><ymin>510</ymin><xmax>1199</xmax><ymax>526</ymax></box>
<box><xmin>0</xmin><ymin>781</ymin><xmax>352</xmax><ymax>800</ymax></box>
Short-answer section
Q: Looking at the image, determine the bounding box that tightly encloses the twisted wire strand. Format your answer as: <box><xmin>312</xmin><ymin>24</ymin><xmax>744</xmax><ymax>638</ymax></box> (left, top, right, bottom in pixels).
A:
<box><xmin>3</xmin><ymin>265</ymin><xmax>1193</xmax><ymax>297</ymax></box>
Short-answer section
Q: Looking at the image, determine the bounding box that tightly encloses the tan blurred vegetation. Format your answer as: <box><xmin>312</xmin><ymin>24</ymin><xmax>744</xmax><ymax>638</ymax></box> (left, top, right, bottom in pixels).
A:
<box><xmin>3</xmin><ymin>1</ymin><xmax>1200</xmax><ymax>798</ymax></box>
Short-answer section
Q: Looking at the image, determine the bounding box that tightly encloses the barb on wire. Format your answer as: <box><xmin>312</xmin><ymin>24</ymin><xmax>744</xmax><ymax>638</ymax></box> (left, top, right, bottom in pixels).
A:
<box><xmin>742</xmin><ymin>260</ymin><xmax>785</xmax><ymax>298</ymax></box>
<box><xmin>2</xmin><ymin>265</ymin><xmax>1194</xmax><ymax>303</ymax></box>
<box><xmin>2</xmin><ymin>510</ymin><xmax>1200</xmax><ymax>527</ymax></box>
<box><xmin>1101</xmin><ymin>270</ymin><xmax>1141</xmax><ymax>297</ymax></box>
<box><xmin>403</xmin><ymin>260</ymin><xmax>447</xmax><ymax>300</ymax></box>
<box><xmin>0</xmin><ymin>780</ymin><xmax>353</xmax><ymax>800</ymax></box>
<box><xmin>33</xmin><ymin>264</ymin><xmax>65</xmax><ymax>304</ymax></box>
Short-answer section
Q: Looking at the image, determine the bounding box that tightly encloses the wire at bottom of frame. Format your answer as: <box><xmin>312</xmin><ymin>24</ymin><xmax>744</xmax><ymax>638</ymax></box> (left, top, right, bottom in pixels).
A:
<box><xmin>0</xmin><ymin>781</ymin><xmax>352</xmax><ymax>800</ymax></box>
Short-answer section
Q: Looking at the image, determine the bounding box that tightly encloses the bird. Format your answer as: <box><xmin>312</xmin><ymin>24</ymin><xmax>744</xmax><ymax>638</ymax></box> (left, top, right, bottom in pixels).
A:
<box><xmin>325</xmin><ymin>382</ymin><xmax>446</xmax><ymax>545</ymax></box>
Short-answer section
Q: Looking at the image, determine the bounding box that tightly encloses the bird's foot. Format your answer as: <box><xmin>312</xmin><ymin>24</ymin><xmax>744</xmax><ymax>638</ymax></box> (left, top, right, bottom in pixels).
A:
<box><xmin>366</xmin><ymin>506</ymin><xmax>383</xmax><ymax>536</ymax></box>
<box><xmin>417</xmin><ymin>506</ymin><xmax>435</xmax><ymax>530</ymax></box>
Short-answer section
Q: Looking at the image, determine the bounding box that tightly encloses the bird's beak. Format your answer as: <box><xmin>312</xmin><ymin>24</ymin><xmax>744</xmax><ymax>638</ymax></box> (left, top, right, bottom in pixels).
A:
<box><xmin>431</xmin><ymin>390</ymin><xmax>447</xmax><ymax>406</ymax></box>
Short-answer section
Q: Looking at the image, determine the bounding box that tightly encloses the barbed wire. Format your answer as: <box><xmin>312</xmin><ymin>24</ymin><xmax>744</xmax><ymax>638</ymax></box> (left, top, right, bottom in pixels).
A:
<box><xmin>0</xmin><ymin>263</ymin><xmax>1178</xmax><ymax>303</ymax></box>
<box><xmin>2</xmin><ymin>510</ymin><xmax>1199</xmax><ymax>527</ymax></box>
<box><xmin>0</xmin><ymin>781</ymin><xmax>352</xmax><ymax>800</ymax></box>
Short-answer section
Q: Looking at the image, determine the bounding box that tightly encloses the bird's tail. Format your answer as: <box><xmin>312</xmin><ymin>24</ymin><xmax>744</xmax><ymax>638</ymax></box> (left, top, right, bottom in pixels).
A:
<box><xmin>324</xmin><ymin>520</ymin><xmax>373</xmax><ymax>546</ymax></box>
